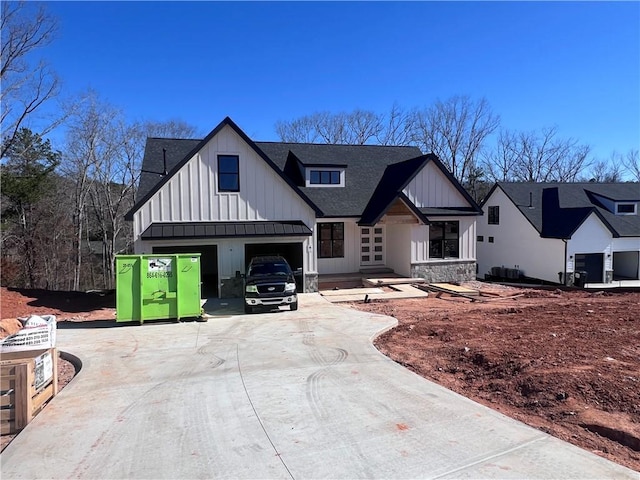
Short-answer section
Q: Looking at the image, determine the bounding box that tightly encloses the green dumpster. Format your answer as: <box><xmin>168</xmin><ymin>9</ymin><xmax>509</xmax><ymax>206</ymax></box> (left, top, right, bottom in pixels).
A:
<box><xmin>115</xmin><ymin>254</ymin><xmax>202</xmax><ymax>323</ymax></box>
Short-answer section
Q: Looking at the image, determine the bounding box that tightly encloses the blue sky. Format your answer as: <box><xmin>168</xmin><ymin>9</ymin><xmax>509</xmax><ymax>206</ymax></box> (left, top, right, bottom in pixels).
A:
<box><xmin>41</xmin><ymin>1</ymin><xmax>639</xmax><ymax>162</ymax></box>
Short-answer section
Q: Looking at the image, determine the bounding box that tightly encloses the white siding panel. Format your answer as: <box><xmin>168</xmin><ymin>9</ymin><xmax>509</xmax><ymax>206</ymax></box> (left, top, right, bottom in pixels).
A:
<box><xmin>403</xmin><ymin>161</ymin><xmax>468</xmax><ymax>208</ymax></box>
<box><xmin>135</xmin><ymin>124</ymin><xmax>316</xmax><ymax>237</ymax></box>
<box><xmin>568</xmin><ymin>214</ymin><xmax>615</xmax><ymax>272</ymax></box>
<box><xmin>612</xmin><ymin>237</ymin><xmax>640</xmax><ymax>252</ymax></box>
<box><xmin>410</xmin><ymin>218</ymin><xmax>475</xmax><ymax>263</ymax></box>
<box><xmin>316</xmin><ymin>219</ymin><xmax>360</xmax><ymax>274</ymax></box>
<box><xmin>477</xmin><ymin>187</ymin><xmax>564</xmax><ymax>282</ymax></box>
<box><xmin>387</xmin><ymin>225</ymin><xmax>411</xmax><ymax>276</ymax></box>
<box><xmin>411</xmin><ymin>225</ymin><xmax>429</xmax><ymax>262</ymax></box>
<box><xmin>568</xmin><ymin>214</ymin><xmax>614</xmax><ymax>258</ymax></box>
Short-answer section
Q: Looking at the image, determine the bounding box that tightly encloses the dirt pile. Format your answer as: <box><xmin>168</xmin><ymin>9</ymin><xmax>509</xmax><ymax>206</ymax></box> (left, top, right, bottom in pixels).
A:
<box><xmin>351</xmin><ymin>285</ymin><xmax>640</xmax><ymax>471</ymax></box>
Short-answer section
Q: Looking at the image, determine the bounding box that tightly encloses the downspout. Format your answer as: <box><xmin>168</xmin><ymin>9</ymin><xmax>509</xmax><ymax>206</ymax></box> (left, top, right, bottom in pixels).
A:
<box><xmin>562</xmin><ymin>239</ymin><xmax>568</xmax><ymax>286</ymax></box>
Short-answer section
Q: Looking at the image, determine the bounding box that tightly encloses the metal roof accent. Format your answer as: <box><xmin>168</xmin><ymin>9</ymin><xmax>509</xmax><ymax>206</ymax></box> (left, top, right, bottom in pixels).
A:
<box><xmin>141</xmin><ymin>221</ymin><xmax>312</xmax><ymax>240</ymax></box>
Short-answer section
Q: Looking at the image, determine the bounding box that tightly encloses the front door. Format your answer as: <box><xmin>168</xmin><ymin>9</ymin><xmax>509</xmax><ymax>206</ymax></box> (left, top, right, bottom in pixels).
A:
<box><xmin>360</xmin><ymin>226</ymin><xmax>385</xmax><ymax>266</ymax></box>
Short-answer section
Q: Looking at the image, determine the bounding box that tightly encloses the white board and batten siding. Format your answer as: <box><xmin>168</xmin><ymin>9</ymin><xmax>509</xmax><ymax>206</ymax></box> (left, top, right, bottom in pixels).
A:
<box><xmin>315</xmin><ymin>218</ymin><xmax>360</xmax><ymax>275</ymax></box>
<box><xmin>402</xmin><ymin>161</ymin><xmax>469</xmax><ymax>209</ymax></box>
<box><xmin>132</xmin><ymin>124</ymin><xmax>318</xmax><ymax>277</ymax></box>
<box><xmin>477</xmin><ymin>187</ymin><xmax>563</xmax><ymax>283</ymax></box>
<box><xmin>402</xmin><ymin>160</ymin><xmax>477</xmax><ymax>265</ymax></box>
<box><xmin>133</xmin><ymin>125</ymin><xmax>316</xmax><ymax>234</ymax></box>
<box><xmin>410</xmin><ymin>217</ymin><xmax>476</xmax><ymax>263</ymax></box>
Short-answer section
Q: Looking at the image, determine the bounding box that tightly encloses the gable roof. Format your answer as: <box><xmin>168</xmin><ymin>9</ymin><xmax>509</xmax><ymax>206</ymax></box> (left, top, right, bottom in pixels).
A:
<box><xmin>359</xmin><ymin>156</ymin><xmax>431</xmax><ymax>225</ymax></box>
<box><xmin>256</xmin><ymin>142</ymin><xmax>423</xmax><ymax>217</ymax></box>
<box><xmin>486</xmin><ymin>182</ymin><xmax>640</xmax><ymax>238</ymax></box>
<box><xmin>129</xmin><ymin>117</ymin><xmax>481</xmax><ymax>223</ymax></box>
<box><xmin>126</xmin><ymin>117</ymin><xmax>322</xmax><ymax>220</ymax></box>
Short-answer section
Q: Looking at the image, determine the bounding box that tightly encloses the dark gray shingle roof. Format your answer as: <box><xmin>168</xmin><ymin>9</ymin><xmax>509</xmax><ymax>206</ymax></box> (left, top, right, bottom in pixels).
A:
<box><xmin>131</xmin><ymin>117</ymin><xmax>480</xmax><ymax>222</ymax></box>
<box><xmin>494</xmin><ymin>182</ymin><xmax>640</xmax><ymax>238</ymax></box>
<box><xmin>255</xmin><ymin>142</ymin><xmax>423</xmax><ymax>217</ymax></box>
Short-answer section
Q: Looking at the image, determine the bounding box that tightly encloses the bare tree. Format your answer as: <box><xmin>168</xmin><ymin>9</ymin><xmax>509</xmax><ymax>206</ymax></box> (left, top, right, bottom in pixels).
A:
<box><xmin>622</xmin><ymin>149</ymin><xmax>640</xmax><ymax>181</ymax></box>
<box><xmin>375</xmin><ymin>103</ymin><xmax>416</xmax><ymax>146</ymax></box>
<box><xmin>142</xmin><ymin>119</ymin><xmax>199</xmax><ymax>140</ymax></box>
<box><xmin>60</xmin><ymin>92</ymin><xmax>120</xmax><ymax>290</ymax></box>
<box><xmin>511</xmin><ymin>127</ymin><xmax>591</xmax><ymax>182</ymax></box>
<box><xmin>586</xmin><ymin>151</ymin><xmax>625</xmax><ymax>182</ymax></box>
<box><xmin>412</xmin><ymin>96</ymin><xmax>500</xmax><ymax>184</ymax></box>
<box><xmin>482</xmin><ymin>129</ymin><xmax>520</xmax><ymax>182</ymax></box>
<box><xmin>276</xmin><ymin>110</ymin><xmax>383</xmax><ymax>145</ymax></box>
<box><xmin>1</xmin><ymin>1</ymin><xmax>60</xmax><ymax>158</ymax></box>
<box><xmin>275</xmin><ymin>115</ymin><xmax>322</xmax><ymax>143</ymax></box>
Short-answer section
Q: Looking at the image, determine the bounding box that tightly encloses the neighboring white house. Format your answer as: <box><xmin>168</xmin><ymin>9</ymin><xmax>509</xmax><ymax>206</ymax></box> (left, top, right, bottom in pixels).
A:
<box><xmin>477</xmin><ymin>182</ymin><xmax>640</xmax><ymax>285</ymax></box>
<box><xmin>126</xmin><ymin>117</ymin><xmax>483</xmax><ymax>297</ymax></box>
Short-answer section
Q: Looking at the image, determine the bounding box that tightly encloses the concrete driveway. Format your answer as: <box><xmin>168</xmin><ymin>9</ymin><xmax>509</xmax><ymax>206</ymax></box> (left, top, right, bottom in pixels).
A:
<box><xmin>1</xmin><ymin>294</ymin><xmax>636</xmax><ymax>479</ymax></box>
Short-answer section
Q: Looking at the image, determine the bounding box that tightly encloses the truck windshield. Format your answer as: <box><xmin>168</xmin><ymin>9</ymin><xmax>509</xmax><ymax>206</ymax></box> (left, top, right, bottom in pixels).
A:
<box><xmin>249</xmin><ymin>263</ymin><xmax>290</xmax><ymax>276</ymax></box>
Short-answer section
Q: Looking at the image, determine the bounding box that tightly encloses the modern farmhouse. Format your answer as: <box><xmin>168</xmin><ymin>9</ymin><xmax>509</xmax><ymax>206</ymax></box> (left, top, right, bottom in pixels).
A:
<box><xmin>477</xmin><ymin>182</ymin><xmax>640</xmax><ymax>286</ymax></box>
<box><xmin>126</xmin><ymin>117</ymin><xmax>483</xmax><ymax>297</ymax></box>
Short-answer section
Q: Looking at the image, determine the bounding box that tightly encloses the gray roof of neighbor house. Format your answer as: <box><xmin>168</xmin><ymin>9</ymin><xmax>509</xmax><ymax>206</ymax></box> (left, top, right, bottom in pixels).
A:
<box><xmin>130</xmin><ymin>117</ymin><xmax>481</xmax><ymax>221</ymax></box>
<box><xmin>487</xmin><ymin>182</ymin><xmax>640</xmax><ymax>238</ymax></box>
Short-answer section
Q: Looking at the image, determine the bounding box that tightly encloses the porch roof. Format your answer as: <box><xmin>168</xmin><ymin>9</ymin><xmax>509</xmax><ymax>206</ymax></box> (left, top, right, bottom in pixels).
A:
<box><xmin>141</xmin><ymin>221</ymin><xmax>312</xmax><ymax>240</ymax></box>
<box><xmin>420</xmin><ymin>207</ymin><xmax>481</xmax><ymax>217</ymax></box>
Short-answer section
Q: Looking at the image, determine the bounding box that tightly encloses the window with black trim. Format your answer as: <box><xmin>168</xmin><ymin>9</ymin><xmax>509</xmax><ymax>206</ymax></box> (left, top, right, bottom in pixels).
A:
<box><xmin>218</xmin><ymin>155</ymin><xmax>239</xmax><ymax>192</ymax></box>
<box><xmin>429</xmin><ymin>221</ymin><xmax>459</xmax><ymax>259</ymax></box>
<box><xmin>310</xmin><ymin>170</ymin><xmax>340</xmax><ymax>185</ymax></box>
<box><xmin>318</xmin><ymin>223</ymin><xmax>344</xmax><ymax>258</ymax></box>
<box><xmin>616</xmin><ymin>203</ymin><xmax>636</xmax><ymax>214</ymax></box>
<box><xmin>488</xmin><ymin>206</ymin><xmax>500</xmax><ymax>224</ymax></box>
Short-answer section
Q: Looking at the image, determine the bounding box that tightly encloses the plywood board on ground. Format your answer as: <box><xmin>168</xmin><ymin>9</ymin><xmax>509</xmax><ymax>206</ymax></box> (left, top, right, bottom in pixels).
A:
<box><xmin>363</xmin><ymin>277</ymin><xmax>427</xmax><ymax>287</ymax></box>
<box><xmin>429</xmin><ymin>283</ymin><xmax>479</xmax><ymax>295</ymax></box>
<box><xmin>321</xmin><ymin>284</ymin><xmax>428</xmax><ymax>303</ymax></box>
<box><xmin>320</xmin><ymin>287</ymin><xmax>384</xmax><ymax>297</ymax></box>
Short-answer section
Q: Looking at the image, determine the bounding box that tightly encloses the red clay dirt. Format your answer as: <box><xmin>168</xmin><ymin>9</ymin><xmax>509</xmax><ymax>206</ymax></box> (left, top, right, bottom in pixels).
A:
<box><xmin>347</xmin><ymin>282</ymin><xmax>640</xmax><ymax>471</ymax></box>
<box><xmin>1</xmin><ymin>285</ymin><xmax>638</xmax><ymax>471</ymax></box>
<box><xmin>0</xmin><ymin>287</ymin><xmax>116</xmax><ymax>452</ymax></box>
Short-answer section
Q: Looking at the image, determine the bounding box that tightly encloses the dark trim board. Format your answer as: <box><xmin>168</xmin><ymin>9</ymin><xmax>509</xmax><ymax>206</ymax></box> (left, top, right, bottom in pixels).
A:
<box><xmin>141</xmin><ymin>221</ymin><xmax>312</xmax><ymax>240</ymax></box>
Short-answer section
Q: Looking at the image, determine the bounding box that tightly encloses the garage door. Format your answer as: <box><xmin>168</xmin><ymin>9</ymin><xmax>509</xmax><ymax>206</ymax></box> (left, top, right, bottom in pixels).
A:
<box><xmin>153</xmin><ymin>245</ymin><xmax>218</xmax><ymax>297</ymax></box>
<box><xmin>574</xmin><ymin>253</ymin><xmax>603</xmax><ymax>284</ymax></box>
<box><xmin>613</xmin><ymin>251</ymin><xmax>640</xmax><ymax>280</ymax></box>
<box><xmin>245</xmin><ymin>243</ymin><xmax>304</xmax><ymax>290</ymax></box>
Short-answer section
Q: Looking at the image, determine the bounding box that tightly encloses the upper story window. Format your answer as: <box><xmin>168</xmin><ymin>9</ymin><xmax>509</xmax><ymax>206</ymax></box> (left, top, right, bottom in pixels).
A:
<box><xmin>488</xmin><ymin>206</ymin><xmax>500</xmax><ymax>224</ymax></box>
<box><xmin>310</xmin><ymin>170</ymin><xmax>340</xmax><ymax>185</ymax></box>
<box><xmin>616</xmin><ymin>203</ymin><xmax>637</xmax><ymax>215</ymax></box>
<box><xmin>306</xmin><ymin>167</ymin><xmax>345</xmax><ymax>187</ymax></box>
<box><xmin>218</xmin><ymin>155</ymin><xmax>239</xmax><ymax>192</ymax></box>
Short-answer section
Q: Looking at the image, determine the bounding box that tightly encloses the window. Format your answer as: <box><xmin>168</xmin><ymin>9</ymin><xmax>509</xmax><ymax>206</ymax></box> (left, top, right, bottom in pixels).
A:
<box><xmin>318</xmin><ymin>223</ymin><xmax>344</xmax><ymax>258</ymax></box>
<box><xmin>616</xmin><ymin>203</ymin><xmax>636</xmax><ymax>214</ymax></box>
<box><xmin>429</xmin><ymin>221</ymin><xmax>459</xmax><ymax>259</ymax></box>
<box><xmin>218</xmin><ymin>155</ymin><xmax>239</xmax><ymax>192</ymax></box>
<box><xmin>310</xmin><ymin>170</ymin><xmax>340</xmax><ymax>185</ymax></box>
<box><xmin>477</xmin><ymin>235</ymin><xmax>484</xmax><ymax>242</ymax></box>
<box><xmin>488</xmin><ymin>206</ymin><xmax>500</xmax><ymax>225</ymax></box>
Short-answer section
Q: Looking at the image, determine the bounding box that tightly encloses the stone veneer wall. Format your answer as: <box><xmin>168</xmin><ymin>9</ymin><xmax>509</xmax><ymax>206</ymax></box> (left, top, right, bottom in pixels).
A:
<box><xmin>411</xmin><ymin>260</ymin><xmax>476</xmax><ymax>284</ymax></box>
<box><xmin>305</xmin><ymin>273</ymin><xmax>318</xmax><ymax>293</ymax></box>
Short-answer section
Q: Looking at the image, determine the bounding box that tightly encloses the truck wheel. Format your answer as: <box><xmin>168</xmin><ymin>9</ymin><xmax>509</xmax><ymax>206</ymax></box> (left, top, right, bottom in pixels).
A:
<box><xmin>244</xmin><ymin>304</ymin><xmax>253</xmax><ymax>314</ymax></box>
<box><xmin>290</xmin><ymin>301</ymin><xmax>298</xmax><ymax>311</ymax></box>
